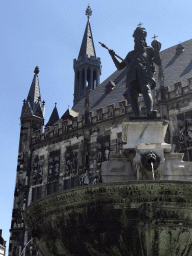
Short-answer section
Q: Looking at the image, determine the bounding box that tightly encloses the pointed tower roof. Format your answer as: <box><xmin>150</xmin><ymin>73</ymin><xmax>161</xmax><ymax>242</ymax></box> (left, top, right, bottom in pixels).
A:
<box><xmin>78</xmin><ymin>5</ymin><xmax>96</xmax><ymax>59</ymax></box>
<box><xmin>46</xmin><ymin>103</ymin><xmax>59</xmax><ymax>126</ymax></box>
<box><xmin>27</xmin><ymin>66</ymin><xmax>41</xmax><ymax>110</ymax></box>
<box><xmin>21</xmin><ymin>67</ymin><xmax>45</xmax><ymax>119</ymax></box>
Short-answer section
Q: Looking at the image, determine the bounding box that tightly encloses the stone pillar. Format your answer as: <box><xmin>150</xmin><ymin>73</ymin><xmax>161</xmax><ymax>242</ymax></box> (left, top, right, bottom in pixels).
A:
<box><xmin>90</xmin><ymin>67</ymin><xmax>93</xmax><ymax>90</ymax></box>
<box><xmin>79</xmin><ymin>69</ymin><xmax>83</xmax><ymax>91</ymax></box>
<box><xmin>84</xmin><ymin>67</ymin><xmax>87</xmax><ymax>88</ymax></box>
<box><xmin>27</xmin><ymin>187</ymin><xmax>32</xmax><ymax>206</ymax></box>
<box><xmin>96</xmin><ymin>69</ymin><xmax>100</xmax><ymax>87</ymax></box>
<box><xmin>73</xmin><ymin>71</ymin><xmax>77</xmax><ymax>103</ymax></box>
<box><xmin>74</xmin><ymin>70</ymin><xmax>78</xmax><ymax>92</ymax></box>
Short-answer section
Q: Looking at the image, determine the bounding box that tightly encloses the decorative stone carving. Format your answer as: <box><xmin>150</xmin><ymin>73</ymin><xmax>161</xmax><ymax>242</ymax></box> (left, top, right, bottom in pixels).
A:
<box><xmin>119</xmin><ymin>100</ymin><xmax>127</xmax><ymax>114</ymax></box>
<box><xmin>32</xmin><ymin>156</ymin><xmax>43</xmax><ymax>185</ymax></box>
<box><xmin>108</xmin><ymin>104</ymin><xmax>114</xmax><ymax>117</ymax></box>
<box><xmin>65</xmin><ymin>146</ymin><xmax>79</xmax><ymax>178</ymax></box>
<box><xmin>97</xmin><ymin>135</ymin><xmax>110</xmax><ymax>163</ymax></box>
<box><xmin>178</xmin><ymin>120</ymin><xmax>185</xmax><ymax>143</ymax></box>
<box><xmin>104</xmin><ymin>145</ymin><xmax>110</xmax><ymax>161</ymax></box>
<box><xmin>48</xmin><ymin>151</ymin><xmax>60</xmax><ymax>182</ymax></box>
<box><xmin>97</xmin><ymin>108</ymin><xmax>103</xmax><ymax>121</ymax></box>
<box><xmin>186</xmin><ymin>119</ymin><xmax>192</xmax><ymax>139</ymax></box>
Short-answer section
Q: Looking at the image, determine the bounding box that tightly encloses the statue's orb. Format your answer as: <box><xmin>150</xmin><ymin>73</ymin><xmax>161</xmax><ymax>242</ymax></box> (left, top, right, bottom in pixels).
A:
<box><xmin>151</xmin><ymin>40</ymin><xmax>161</xmax><ymax>51</ymax></box>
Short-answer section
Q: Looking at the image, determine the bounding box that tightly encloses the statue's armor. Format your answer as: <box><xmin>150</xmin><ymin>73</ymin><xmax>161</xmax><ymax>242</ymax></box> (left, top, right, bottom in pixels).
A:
<box><xmin>123</xmin><ymin>46</ymin><xmax>156</xmax><ymax>91</ymax></box>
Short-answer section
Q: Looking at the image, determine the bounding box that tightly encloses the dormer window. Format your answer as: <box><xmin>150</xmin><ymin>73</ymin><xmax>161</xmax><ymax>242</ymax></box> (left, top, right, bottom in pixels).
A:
<box><xmin>176</xmin><ymin>44</ymin><xmax>184</xmax><ymax>55</ymax></box>
<box><xmin>105</xmin><ymin>80</ymin><xmax>115</xmax><ymax>93</ymax></box>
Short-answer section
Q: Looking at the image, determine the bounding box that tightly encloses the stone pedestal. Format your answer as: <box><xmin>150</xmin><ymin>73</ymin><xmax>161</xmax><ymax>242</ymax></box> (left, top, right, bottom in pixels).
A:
<box><xmin>101</xmin><ymin>154</ymin><xmax>136</xmax><ymax>183</ymax></box>
<box><xmin>122</xmin><ymin>119</ymin><xmax>170</xmax><ymax>148</ymax></box>
<box><xmin>164</xmin><ymin>152</ymin><xmax>192</xmax><ymax>181</ymax></box>
<box><xmin>122</xmin><ymin>119</ymin><xmax>171</xmax><ymax>180</ymax></box>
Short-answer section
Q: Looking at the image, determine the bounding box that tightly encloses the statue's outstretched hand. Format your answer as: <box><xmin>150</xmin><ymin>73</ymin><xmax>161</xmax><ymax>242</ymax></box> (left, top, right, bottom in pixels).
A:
<box><xmin>109</xmin><ymin>49</ymin><xmax>115</xmax><ymax>57</ymax></box>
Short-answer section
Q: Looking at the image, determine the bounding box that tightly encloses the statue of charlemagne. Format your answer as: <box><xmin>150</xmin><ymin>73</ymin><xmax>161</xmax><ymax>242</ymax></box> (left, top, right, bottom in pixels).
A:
<box><xmin>109</xmin><ymin>26</ymin><xmax>161</xmax><ymax>117</ymax></box>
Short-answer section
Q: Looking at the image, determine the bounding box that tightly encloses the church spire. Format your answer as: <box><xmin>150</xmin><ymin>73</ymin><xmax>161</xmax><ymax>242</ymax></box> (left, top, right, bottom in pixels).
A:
<box><xmin>46</xmin><ymin>103</ymin><xmax>59</xmax><ymax>126</ymax></box>
<box><xmin>21</xmin><ymin>66</ymin><xmax>45</xmax><ymax>119</ymax></box>
<box><xmin>78</xmin><ymin>4</ymin><xmax>96</xmax><ymax>59</ymax></box>
<box><xmin>73</xmin><ymin>5</ymin><xmax>102</xmax><ymax>106</ymax></box>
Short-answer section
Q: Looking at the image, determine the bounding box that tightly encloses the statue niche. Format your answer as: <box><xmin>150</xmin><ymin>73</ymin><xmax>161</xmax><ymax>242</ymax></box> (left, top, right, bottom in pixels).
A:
<box><xmin>48</xmin><ymin>157</ymin><xmax>60</xmax><ymax>182</ymax></box>
<box><xmin>47</xmin><ymin>150</ymin><xmax>60</xmax><ymax>182</ymax></box>
<box><xmin>97</xmin><ymin>135</ymin><xmax>110</xmax><ymax>163</ymax></box>
<box><xmin>32</xmin><ymin>158</ymin><xmax>43</xmax><ymax>185</ymax></box>
<box><xmin>65</xmin><ymin>146</ymin><xmax>78</xmax><ymax>177</ymax></box>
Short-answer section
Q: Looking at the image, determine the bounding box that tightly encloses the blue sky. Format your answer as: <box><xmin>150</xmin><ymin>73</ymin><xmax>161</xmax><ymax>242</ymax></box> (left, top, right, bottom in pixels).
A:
<box><xmin>1</xmin><ymin>0</ymin><xmax>192</xmax><ymax>254</ymax></box>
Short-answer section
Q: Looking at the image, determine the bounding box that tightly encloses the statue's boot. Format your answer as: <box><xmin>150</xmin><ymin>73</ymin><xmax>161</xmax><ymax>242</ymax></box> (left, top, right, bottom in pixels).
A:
<box><xmin>142</xmin><ymin>90</ymin><xmax>157</xmax><ymax>117</ymax></box>
<box><xmin>148</xmin><ymin>110</ymin><xmax>157</xmax><ymax>118</ymax></box>
<box><xmin>130</xmin><ymin>97</ymin><xmax>141</xmax><ymax>117</ymax></box>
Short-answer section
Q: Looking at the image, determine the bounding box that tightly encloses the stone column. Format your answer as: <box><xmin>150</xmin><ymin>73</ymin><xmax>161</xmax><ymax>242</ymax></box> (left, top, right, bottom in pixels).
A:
<box><xmin>79</xmin><ymin>69</ymin><xmax>83</xmax><ymax>91</ymax></box>
<box><xmin>84</xmin><ymin>67</ymin><xmax>87</xmax><ymax>88</ymax></box>
<box><xmin>74</xmin><ymin>70</ymin><xmax>78</xmax><ymax>92</ymax></box>
<box><xmin>96</xmin><ymin>69</ymin><xmax>100</xmax><ymax>87</ymax></box>
<box><xmin>73</xmin><ymin>71</ymin><xmax>77</xmax><ymax>103</ymax></box>
<box><xmin>90</xmin><ymin>67</ymin><xmax>93</xmax><ymax>90</ymax></box>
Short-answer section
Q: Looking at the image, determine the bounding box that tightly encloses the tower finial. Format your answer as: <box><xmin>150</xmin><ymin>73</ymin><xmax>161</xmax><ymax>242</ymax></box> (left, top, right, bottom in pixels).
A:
<box><xmin>85</xmin><ymin>4</ymin><xmax>92</xmax><ymax>21</ymax></box>
<box><xmin>137</xmin><ymin>22</ymin><xmax>143</xmax><ymax>27</ymax></box>
<box><xmin>152</xmin><ymin>34</ymin><xmax>158</xmax><ymax>40</ymax></box>
<box><xmin>34</xmin><ymin>66</ymin><xmax>39</xmax><ymax>74</ymax></box>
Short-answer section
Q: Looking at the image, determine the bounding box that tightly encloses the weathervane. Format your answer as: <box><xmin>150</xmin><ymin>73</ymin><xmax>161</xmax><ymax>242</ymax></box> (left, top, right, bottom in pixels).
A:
<box><xmin>85</xmin><ymin>4</ymin><xmax>92</xmax><ymax>20</ymax></box>
<box><xmin>137</xmin><ymin>22</ymin><xmax>143</xmax><ymax>27</ymax></box>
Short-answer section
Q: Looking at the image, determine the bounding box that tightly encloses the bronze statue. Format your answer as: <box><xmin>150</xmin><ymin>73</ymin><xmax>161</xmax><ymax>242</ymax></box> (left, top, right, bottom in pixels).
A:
<box><xmin>108</xmin><ymin>26</ymin><xmax>161</xmax><ymax>117</ymax></box>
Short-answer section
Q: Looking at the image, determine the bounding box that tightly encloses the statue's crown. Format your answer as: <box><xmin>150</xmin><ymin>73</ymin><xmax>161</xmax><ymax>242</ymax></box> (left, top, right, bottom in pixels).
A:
<box><xmin>133</xmin><ymin>27</ymin><xmax>147</xmax><ymax>40</ymax></box>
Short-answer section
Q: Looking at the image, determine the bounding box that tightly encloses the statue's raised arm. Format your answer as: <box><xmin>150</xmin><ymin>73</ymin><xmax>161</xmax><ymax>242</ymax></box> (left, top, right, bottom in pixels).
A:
<box><xmin>108</xmin><ymin>49</ymin><xmax>128</xmax><ymax>71</ymax></box>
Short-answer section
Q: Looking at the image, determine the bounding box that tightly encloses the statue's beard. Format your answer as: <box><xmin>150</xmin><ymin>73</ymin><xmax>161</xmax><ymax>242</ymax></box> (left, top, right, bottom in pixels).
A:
<box><xmin>134</xmin><ymin>40</ymin><xmax>146</xmax><ymax>51</ymax></box>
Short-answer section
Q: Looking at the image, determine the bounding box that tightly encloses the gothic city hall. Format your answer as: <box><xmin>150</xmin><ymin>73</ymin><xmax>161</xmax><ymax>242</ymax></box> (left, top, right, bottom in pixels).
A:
<box><xmin>8</xmin><ymin>5</ymin><xmax>192</xmax><ymax>256</ymax></box>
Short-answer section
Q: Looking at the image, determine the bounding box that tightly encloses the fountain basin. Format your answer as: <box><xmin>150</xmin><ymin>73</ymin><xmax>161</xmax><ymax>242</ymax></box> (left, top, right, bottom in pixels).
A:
<box><xmin>24</xmin><ymin>181</ymin><xmax>192</xmax><ymax>256</ymax></box>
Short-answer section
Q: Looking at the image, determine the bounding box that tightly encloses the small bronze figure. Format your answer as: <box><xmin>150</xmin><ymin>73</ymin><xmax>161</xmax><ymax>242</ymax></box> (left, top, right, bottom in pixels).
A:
<box><xmin>109</xmin><ymin>26</ymin><xmax>161</xmax><ymax>117</ymax></box>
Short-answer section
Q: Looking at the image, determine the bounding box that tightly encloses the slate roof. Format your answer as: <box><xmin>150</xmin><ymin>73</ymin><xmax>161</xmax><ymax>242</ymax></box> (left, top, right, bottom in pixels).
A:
<box><xmin>73</xmin><ymin>39</ymin><xmax>192</xmax><ymax>116</ymax></box>
<box><xmin>27</xmin><ymin>73</ymin><xmax>41</xmax><ymax>109</ymax></box>
<box><xmin>78</xmin><ymin>20</ymin><xmax>96</xmax><ymax>59</ymax></box>
<box><xmin>155</xmin><ymin>39</ymin><xmax>192</xmax><ymax>91</ymax></box>
<box><xmin>46</xmin><ymin>105</ymin><xmax>59</xmax><ymax>126</ymax></box>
